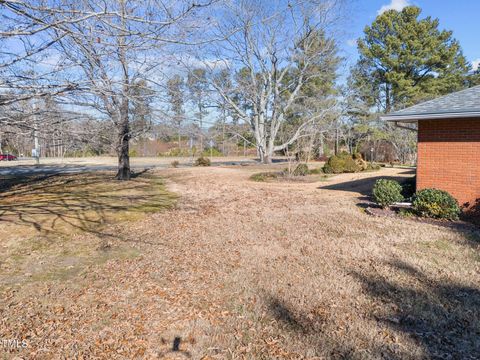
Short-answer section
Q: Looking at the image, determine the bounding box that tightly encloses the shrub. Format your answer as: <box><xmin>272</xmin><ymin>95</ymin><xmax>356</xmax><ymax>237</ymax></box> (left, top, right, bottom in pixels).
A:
<box><xmin>323</xmin><ymin>155</ymin><xmax>345</xmax><ymax>174</ymax></box>
<box><xmin>343</xmin><ymin>157</ymin><xmax>360</xmax><ymax>173</ymax></box>
<box><xmin>366</xmin><ymin>163</ymin><xmax>381</xmax><ymax>171</ymax></box>
<box><xmin>171</xmin><ymin>160</ymin><xmax>180</xmax><ymax>168</ymax></box>
<box><xmin>308</xmin><ymin>167</ymin><xmax>323</xmax><ymax>175</ymax></box>
<box><xmin>250</xmin><ymin>172</ymin><xmax>278</xmax><ymax>182</ymax></box>
<box><xmin>293</xmin><ymin>163</ymin><xmax>309</xmax><ymax>176</ymax></box>
<box><xmin>373</xmin><ymin>179</ymin><xmax>403</xmax><ymax>208</ymax></box>
<box><xmin>337</xmin><ymin>151</ymin><xmax>352</xmax><ymax>160</ymax></box>
<box><xmin>194</xmin><ymin>156</ymin><xmax>211</xmax><ymax>167</ymax></box>
<box><xmin>323</xmin><ymin>153</ymin><xmax>380</xmax><ymax>174</ymax></box>
<box><xmin>202</xmin><ymin>148</ymin><xmax>223</xmax><ymax>157</ymax></box>
<box><xmin>413</xmin><ymin>188</ymin><xmax>460</xmax><ymax>220</ymax></box>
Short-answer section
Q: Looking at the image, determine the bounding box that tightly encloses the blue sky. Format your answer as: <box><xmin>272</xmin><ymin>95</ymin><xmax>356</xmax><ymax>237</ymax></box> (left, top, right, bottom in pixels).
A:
<box><xmin>343</xmin><ymin>0</ymin><xmax>480</xmax><ymax>71</ymax></box>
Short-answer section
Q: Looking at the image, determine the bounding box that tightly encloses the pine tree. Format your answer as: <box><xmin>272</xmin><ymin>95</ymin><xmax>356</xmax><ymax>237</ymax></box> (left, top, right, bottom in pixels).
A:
<box><xmin>355</xmin><ymin>6</ymin><xmax>468</xmax><ymax>112</ymax></box>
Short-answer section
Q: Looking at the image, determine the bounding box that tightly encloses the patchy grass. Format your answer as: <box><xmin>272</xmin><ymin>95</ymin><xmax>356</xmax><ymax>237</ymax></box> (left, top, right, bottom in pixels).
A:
<box><xmin>0</xmin><ymin>171</ymin><xmax>176</xmax><ymax>235</ymax></box>
<box><xmin>0</xmin><ymin>171</ymin><xmax>175</xmax><ymax>290</ymax></box>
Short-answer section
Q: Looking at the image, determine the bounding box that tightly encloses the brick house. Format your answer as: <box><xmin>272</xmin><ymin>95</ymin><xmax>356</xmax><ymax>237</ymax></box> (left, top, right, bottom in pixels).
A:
<box><xmin>381</xmin><ymin>85</ymin><xmax>480</xmax><ymax>210</ymax></box>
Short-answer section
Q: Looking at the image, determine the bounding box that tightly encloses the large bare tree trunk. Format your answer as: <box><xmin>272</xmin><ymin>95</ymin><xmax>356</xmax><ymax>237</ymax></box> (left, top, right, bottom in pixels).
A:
<box><xmin>116</xmin><ymin>129</ymin><xmax>130</xmax><ymax>180</ymax></box>
<box><xmin>116</xmin><ymin>101</ymin><xmax>131</xmax><ymax>180</ymax></box>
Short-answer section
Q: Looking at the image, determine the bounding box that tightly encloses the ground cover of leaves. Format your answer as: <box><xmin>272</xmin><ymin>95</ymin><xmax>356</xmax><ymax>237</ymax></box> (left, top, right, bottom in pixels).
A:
<box><xmin>1</xmin><ymin>166</ymin><xmax>479</xmax><ymax>359</ymax></box>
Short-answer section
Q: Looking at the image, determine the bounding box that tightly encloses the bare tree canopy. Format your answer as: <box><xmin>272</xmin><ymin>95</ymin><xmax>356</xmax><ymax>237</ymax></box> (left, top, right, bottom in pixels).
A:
<box><xmin>186</xmin><ymin>0</ymin><xmax>344</xmax><ymax>163</ymax></box>
<box><xmin>0</xmin><ymin>0</ymin><xmax>216</xmax><ymax>179</ymax></box>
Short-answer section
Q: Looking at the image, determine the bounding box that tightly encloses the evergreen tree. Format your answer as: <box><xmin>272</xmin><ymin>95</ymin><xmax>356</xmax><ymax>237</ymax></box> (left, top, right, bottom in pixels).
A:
<box><xmin>467</xmin><ymin>66</ymin><xmax>480</xmax><ymax>87</ymax></box>
<box><xmin>355</xmin><ymin>6</ymin><xmax>468</xmax><ymax>112</ymax></box>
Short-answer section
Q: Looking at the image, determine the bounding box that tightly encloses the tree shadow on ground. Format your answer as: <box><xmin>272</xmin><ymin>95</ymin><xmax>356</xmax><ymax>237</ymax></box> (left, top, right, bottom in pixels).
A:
<box><xmin>318</xmin><ymin>169</ymin><xmax>415</xmax><ymax>199</ymax></box>
<box><xmin>264</xmin><ymin>294</ymin><xmax>365</xmax><ymax>359</ymax></box>
<box><xmin>267</xmin><ymin>296</ymin><xmax>326</xmax><ymax>335</ymax></box>
<box><xmin>264</xmin><ymin>257</ymin><xmax>480</xmax><ymax>359</ymax></box>
<box><xmin>0</xmin><ymin>172</ymin><xmax>175</xmax><ymax>237</ymax></box>
<box><xmin>350</xmin><ymin>259</ymin><xmax>480</xmax><ymax>359</ymax></box>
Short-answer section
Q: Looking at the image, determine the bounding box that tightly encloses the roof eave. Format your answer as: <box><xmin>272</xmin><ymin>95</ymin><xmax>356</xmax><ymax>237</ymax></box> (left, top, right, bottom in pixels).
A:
<box><xmin>380</xmin><ymin>111</ymin><xmax>480</xmax><ymax>122</ymax></box>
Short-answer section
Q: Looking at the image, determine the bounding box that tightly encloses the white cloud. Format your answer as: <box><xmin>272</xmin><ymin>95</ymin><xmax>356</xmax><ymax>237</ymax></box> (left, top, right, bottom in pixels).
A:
<box><xmin>472</xmin><ymin>59</ymin><xmax>480</xmax><ymax>72</ymax></box>
<box><xmin>377</xmin><ymin>0</ymin><xmax>411</xmax><ymax>15</ymax></box>
<box><xmin>346</xmin><ymin>39</ymin><xmax>357</xmax><ymax>47</ymax></box>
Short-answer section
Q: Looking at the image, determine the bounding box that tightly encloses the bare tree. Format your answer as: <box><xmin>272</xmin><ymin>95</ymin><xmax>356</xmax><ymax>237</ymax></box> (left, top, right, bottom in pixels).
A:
<box><xmin>0</xmin><ymin>0</ymin><xmax>215</xmax><ymax>179</ymax></box>
<box><xmin>194</xmin><ymin>0</ymin><xmax>344</xmax><ymax>163</ymax></box>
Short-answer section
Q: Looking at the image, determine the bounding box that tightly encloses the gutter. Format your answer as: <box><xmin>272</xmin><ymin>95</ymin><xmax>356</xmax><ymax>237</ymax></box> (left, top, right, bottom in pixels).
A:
<box><xmin>380</xmin><ymin>111</ymin><xmax>480</xmax><ymax>122</ymax></box>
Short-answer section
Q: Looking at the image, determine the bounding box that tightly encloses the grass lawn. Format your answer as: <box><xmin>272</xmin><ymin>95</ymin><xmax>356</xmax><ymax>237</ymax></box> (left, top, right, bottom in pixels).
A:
<box><xmin>0</xmin><ymin>171</ymin><xmax>176</xmax><ymax>291</ymax></box>
<box><xmin>0</xmin><ymin>166</ymin><xmax>479</xmax><ymax>359</ymax></box>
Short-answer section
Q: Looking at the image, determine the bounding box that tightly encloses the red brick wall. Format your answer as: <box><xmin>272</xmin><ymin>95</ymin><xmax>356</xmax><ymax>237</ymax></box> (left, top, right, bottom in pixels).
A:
<box><xmin>417</xmin><ymin>118</ymin><xmax>480</xmax><ymax>209</ymax></box>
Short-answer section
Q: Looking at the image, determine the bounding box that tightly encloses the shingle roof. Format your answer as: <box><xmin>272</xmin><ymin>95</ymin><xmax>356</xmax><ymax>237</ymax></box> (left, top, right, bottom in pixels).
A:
<box><xmin>381</xmin><ymin>85</ymin><xmax>480</xmax><ymax>122</ymax></box>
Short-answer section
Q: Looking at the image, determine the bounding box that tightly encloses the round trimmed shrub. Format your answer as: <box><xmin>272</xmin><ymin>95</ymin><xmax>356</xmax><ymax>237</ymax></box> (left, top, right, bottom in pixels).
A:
<box><xmin>373</xmin><ymin>179</ymin><xmax>403</xmax><ymax>208</ymax></box>
<box><xmin>194</xmin><ymin>156</ymin><xmax>211</xmax><ymax>167</ymax></box>
<box><xmin>293</xmin><ymin>163</ymin><xmax>309</xmax><ymax>176</ymax></box>
<box><xmin>412</xmin><ymin>188</ymin><xmax>460</xmax><ymax>220</ymax></box>
<box><xmin>323</xmin><ymin>155</ymin><xmax>345</xmax><ymax>174</ymax></box>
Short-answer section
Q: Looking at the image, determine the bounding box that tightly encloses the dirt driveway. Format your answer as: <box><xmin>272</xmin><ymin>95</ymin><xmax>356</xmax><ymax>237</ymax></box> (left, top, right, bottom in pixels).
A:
<box><xmin>1</xmin><ymin>166</ymin><xmax>479</xmax><ymax>359</ymax></box>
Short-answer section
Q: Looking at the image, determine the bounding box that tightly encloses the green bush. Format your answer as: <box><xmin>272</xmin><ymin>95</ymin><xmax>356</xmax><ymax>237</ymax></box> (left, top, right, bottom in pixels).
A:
<box><xmin>373</xmin><ymin>179</ymin><xmax>403</xmax><ymax>208</ymax></box>
<box><xmin>323</xmin><ymin>155</ymin><xmax>345</xmax><ymax>174</ymax></box>
<box><xmin>323</xmin><ymin>153</ymin><xmax>381</xmax><ymax>174</ymax></box>
<box><xmin>194</xmin><ymin>156</ymin><xmax>211</xmax><ymax>167</ymax></box>
<box><xmin>412</xmin><ymin>188</ymin><xmax>460</xmax><ymax>220</ymax></box>
<box><xmin>293</xmin><ymin>163</ymin><xmax>309</xmax><ymax>176</ymax></box>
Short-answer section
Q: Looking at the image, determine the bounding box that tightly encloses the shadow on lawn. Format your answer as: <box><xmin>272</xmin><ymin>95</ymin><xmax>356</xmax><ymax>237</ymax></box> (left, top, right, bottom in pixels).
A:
<box><xmin>265</xmin><ymin>258</ymin><xmax>480</xmax><ymax>359</ymax></box>
<box><xmin>318</xmin><ymin>169</ymin><xmax>415</xmax><ymax>200</ymax></box>
<box><xmin>0</xmin><ymin>171</ymin><xmax>175</xmax><ymax>237</ymax></box>
<box><xmin>350</xmin><ymin>259</ymin><xmax>480</xmax><ymax>359</ymax></box>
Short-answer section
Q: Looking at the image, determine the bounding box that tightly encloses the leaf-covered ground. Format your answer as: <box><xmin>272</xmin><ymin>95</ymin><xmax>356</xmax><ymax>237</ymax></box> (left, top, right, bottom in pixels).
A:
<box><xmin>1</xmin><ymin>166</ymin><xmax>479</xmax><ymax>359</ymax></box>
